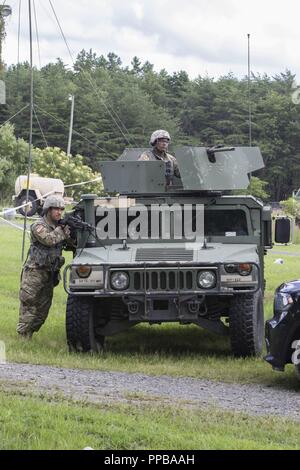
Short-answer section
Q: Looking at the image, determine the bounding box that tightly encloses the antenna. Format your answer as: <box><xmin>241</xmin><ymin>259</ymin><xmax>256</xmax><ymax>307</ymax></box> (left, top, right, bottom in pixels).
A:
<box><xmin>247</xmin><ymin>33</ymin><xmax>252</xmax><ymax>147</ymax></box>
<box><xmin>21</xmin><ymin>0</ymin><xmax>34</xmax><ymax>261</ymax></box>
<box><xmin>67</xmin><ymin>94</ymin><xmax>75</xmax><ymax>156</ymax></box>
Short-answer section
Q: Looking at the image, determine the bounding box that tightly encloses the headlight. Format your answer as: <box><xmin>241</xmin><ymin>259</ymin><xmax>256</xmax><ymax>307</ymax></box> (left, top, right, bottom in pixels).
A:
<box><xmin>224</xmin><ymin>264</ymin><xmax>236</xmax><ymax>274</ymax></box>
<box><xmin>237</xmin><ymin>264</ymin><xmax>252</xmax><ymax>276</ymax></box>
<box><xmin>111</xmin><ymin>271</ymin><xmax>129</xmax><ymax>291</ymax></box>
<box><xmin>70</xmin><ymin>266</ymin><xmax>104</xmax><ymax>289</ymax></box>
<box><xmin>224</xmin><ymin>264</ymin><xmax>252</xmax><ymax>276</ymax></box>
<box><xmin>76</xmin><ymin>266</ymin><xmax>92</xmax><ymax>278</ymax></box>
<box><xmin>198</xmin><ymin>271</ymin><xmax>216</xmax><ymax>289</ymax></box>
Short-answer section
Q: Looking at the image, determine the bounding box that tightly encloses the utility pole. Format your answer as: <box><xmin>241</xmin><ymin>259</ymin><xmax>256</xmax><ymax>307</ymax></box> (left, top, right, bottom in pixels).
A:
<box><xmin>67</xmin><ymin>94</ymin><xmax>75</xmax><ymax>156</ymax></box>
<box><xmin>22</xmin><ymin>0</ymin><xmax>34</xmax><ymax>261</ymax></box>
<box><xmin>0</xmin><ymin>5</ymin><xmax>12</xmax><ymax>74</ymax></box>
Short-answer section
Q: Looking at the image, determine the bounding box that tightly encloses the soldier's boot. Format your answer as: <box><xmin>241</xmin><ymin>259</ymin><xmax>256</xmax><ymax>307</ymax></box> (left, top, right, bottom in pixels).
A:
<box><xmin>18</xmin><ymin>331</ymin><xmax>33</xmax><ymax>341</ymax></box>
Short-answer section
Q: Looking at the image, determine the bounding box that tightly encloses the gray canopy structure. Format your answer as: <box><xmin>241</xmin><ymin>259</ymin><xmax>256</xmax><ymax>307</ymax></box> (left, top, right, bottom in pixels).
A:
<box><xmin>99</xmin><ymin>147</ymin><xmax>265</xmax><ymax>194</ymax></box>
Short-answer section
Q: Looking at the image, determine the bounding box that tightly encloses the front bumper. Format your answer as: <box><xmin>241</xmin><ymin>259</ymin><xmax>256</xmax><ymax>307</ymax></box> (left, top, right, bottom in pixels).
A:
<box><xmin>63</xmin><ymin>262</ymin><xmax>260</xmax><ymax>297</ymax></box>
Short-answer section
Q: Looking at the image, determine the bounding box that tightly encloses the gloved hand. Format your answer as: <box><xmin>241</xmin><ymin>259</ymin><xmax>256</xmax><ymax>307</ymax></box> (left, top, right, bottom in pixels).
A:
<box><xmin>63</xmin><ymin>225</ymin><xmax>71</xmax><ymax>238</ymax></box>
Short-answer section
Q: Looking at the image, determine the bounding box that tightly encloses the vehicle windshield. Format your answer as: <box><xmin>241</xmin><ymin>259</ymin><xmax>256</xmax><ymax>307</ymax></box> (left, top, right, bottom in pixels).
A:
<box><xmin>95</xmin><ymin>207</ymin><xmax>249</xmax><ymax>241</ymax></box>
<box><xmin>205</xmin><ymin>209</ymin><xmax>248</xmax><ymax>236</ymax></box>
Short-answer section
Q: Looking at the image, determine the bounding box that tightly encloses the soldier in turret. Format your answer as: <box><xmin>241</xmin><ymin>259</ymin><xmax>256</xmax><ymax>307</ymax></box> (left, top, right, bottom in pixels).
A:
<box><xmin>17</xmin><ymin>195</ymin><xmax>75</xmax><ymax>339</ymax></box>
<box><xmin>139</xmin><ymin>130</ymin><xmax>180</xmax><ymax>186</ymax></box>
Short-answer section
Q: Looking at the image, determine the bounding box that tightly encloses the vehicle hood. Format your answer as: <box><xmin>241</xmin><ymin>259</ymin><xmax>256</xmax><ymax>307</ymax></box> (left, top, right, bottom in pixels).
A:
<box><xmin>73</xmin><ymin>243</ymin><xmax>259</xmax><ymax>266</ymax></box>
<box><xmin>276</xmin><ymin>279</ymin><xmax>300</xmax><ymax>295</ymax></box>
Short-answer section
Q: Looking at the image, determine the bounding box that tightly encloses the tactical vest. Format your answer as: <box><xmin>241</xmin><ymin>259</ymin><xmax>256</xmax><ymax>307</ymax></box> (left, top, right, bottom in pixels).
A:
<box><xmin>27</xmin><ymin>218</ymin><xmax>65</xmax><ymax>271</ymax></box>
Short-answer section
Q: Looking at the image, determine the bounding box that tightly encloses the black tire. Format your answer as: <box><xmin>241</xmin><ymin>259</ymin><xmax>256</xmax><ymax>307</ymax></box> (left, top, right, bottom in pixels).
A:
<box><xmin>229</xmin><ymin>290</ymin><xmax>264</xmax><ymax>358</ymax></box>
<box><xmin>66</xmin><ymin>295</ymin><xmax>105</xmax><ymax>353</ymax></box>
<box><xmin>17</xmin><ymin>195</ymin><xmax>38</xmax><ymax>217</ymax></box>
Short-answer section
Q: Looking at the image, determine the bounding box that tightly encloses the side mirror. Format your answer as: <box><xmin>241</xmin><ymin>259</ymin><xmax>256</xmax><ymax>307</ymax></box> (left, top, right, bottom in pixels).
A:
<box><xmin>275</xmin><ymin>217</ymin><xmax>291</xmax><ymax>244</ymax></box>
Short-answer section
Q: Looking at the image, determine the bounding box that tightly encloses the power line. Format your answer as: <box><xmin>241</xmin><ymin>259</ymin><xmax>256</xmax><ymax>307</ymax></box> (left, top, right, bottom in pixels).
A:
<box><xmin>0</xmin><ymin>103</ymin><xmax>29</xmax><ymax>127</ymax></box>
<box><xmin>33</xmin><ymin>105</ymin><xmax>48</xmax><ymax>147</ymax></box>
<box><xmin>0</xmin><ymin>215</ymin><xmax>30</xmax><ymax>235</ymax></box>
<box><xmin>34</xmin><ymin>103</ymin><xmax>114</xmax><ymax>159</ymax></box>
<box><xmin>22</xmin><ymin>0</ymin><xmax>34</xmax><ymax>262</ymax></box>
<box><xmin>14</xmin><ymin>1</ymin><xmax>111</xmax><ymax>159</ymax></box>
<box><xmin>32</xmin><ymin>0</ymin><xmax>41</xmax><ymax>68</ymax></box>
<box><xmin>33</xmin><ymin>105</ymin><xmax>59</xmax><ymax>171</ymax></box>
<box><xmin>47</xmin><ymin>0</ymin><xmax>137</xmax><ymax>147</ymax></box>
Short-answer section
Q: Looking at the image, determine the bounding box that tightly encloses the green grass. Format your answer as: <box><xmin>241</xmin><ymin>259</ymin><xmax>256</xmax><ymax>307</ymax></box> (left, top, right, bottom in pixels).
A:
<box><xmin>1</xmin><ymin>225</ymin><xmax>300</xmax><ymax>387</ymax></box>
<box><xmin>0</xmin><ymin>390</ymin><xmax>299</xmax><ymax>450</ymax></box>
<box><xmin>292</xmin><ymin>225</ymin><xmax>300</xmax><ymax>244</ymax></box>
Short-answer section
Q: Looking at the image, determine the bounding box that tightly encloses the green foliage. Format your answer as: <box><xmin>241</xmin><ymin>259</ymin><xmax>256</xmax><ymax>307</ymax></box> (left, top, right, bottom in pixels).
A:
<box><xmin>0</xmin><ymin>123</ymin><xmax>103</xmax><ymax>202</ymax></box>
<box><xmin>246</xmin><ymin>177</ymin><xmax>270</xmax><ymax>200</ymax></box>
<box><xmin>2</xmin><ymin>53</ymin><xmax>300</xmax><ymax>200</ymax></box>
<box><xmin>0</xmin><ymin>123</ymin><xmax>28</xmax><ymax>201</ymax></box>
<box><xmin>280</xmin><ymin>197</ymin><xmax>300</xmax><ymax>219</ymax></box>
<box><xmin>32</xmin><ymin>147</ymin><xmax>104</xmax><ymax>199</ymax></box>
<box><xmin>232</xmin><ymin>177</ymin><xmax>269</xmax><ymax>200</ymax></box>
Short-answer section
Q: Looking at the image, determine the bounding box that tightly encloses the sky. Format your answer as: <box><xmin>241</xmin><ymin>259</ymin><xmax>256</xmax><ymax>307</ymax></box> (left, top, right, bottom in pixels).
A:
<box><xmin>2</xmin><ymin>0</ymin><xmax>300</xmax><ymax>80</ymax></box>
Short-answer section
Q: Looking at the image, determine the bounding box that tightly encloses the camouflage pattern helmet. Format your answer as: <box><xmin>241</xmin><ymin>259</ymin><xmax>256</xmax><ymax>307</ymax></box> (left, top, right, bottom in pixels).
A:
<box><xmin>150</xmin><ymin>130</ymin><xmax>171</xmax><ymax>146</ymax></box>
<box><xmin>43</xmin><ymin>195</ymin><xmax>66</xmax><ymax>211</ymax></box>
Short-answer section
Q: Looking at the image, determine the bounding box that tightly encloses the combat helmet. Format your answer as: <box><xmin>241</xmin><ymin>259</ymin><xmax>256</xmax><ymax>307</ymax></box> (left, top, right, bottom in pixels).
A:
<box><xmin>43</xmin><ymin>195</ymin><xmax>66</xmax><ymax>212</ymax></box>
<box><xmin>150</xmin><ymin>130</ymin><xmax>171</xmax><ymax>146</ymax></box>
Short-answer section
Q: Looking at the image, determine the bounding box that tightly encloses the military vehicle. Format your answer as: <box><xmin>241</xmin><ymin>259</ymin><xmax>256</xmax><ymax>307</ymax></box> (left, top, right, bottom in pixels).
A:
<box><xmin>265</xmin><ymin>279</ymin><xmax>300</xmax><ymax>380</ymax></box>
<box><xmin>265</xmin><ymin>219</ymin><xmax>300</xmax><ymax>380</ymax></box>
<box><xmin>14</xmin><ymin>175</ymin><xmax>65</xmax><ymax>217</ymax></box>
<box><xmin>63</xmin><ymin>146</ymin><xmax>273</xmax><ymax>357</ymax></box>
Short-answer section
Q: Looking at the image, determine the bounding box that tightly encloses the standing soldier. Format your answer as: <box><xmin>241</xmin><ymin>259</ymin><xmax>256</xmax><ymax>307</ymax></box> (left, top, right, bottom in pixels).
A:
<box><xmin>139</xmin><ymin>130</ymin><xmax>181</xmax><ymax>186</ymax></box>
<box><xmin>17</xmin><ymin>195</ymin><xmax>74</xmax><ymax>339</ymax></box>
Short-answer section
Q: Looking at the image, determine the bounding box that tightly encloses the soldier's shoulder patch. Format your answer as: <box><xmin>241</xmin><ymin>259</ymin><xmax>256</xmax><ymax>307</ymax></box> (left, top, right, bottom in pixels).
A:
<box><xmin>35</xmin><ymin>225</ymin><xmax>45</xmax><ymax>234</ymax></box>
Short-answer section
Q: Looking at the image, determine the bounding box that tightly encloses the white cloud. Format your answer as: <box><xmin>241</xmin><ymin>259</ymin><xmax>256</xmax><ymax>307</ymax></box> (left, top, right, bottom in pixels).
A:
<box><xmin>3</xmin><ymin>0</ymin><xmax>300</xmax><ymax>79</ymax></box>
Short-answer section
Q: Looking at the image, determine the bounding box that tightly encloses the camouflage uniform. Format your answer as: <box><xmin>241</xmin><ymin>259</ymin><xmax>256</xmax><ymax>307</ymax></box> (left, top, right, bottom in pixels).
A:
<box><xmin>17</xmin><ymin>216</ymin><xmax>71</xmax><ymax>336</ymax></box>
<box><xmin>139</xmin><ymin>149</ymin><xmax>181</xmax><ymax>185</ymax></box>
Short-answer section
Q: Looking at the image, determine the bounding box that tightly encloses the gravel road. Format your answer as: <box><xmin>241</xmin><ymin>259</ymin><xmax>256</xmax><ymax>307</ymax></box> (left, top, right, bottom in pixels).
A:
<box><xmin>0</xmin><ymin>362</ymin><xmax>299</xmax><ymax>420</ymax></box>
<box><xmin>1</xmin><ymin>220</ymin><xmax>299</xmax><ymax>420</ymax></box>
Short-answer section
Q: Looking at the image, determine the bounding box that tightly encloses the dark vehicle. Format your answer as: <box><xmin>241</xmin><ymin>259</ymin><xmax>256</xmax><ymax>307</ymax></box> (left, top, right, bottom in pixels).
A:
<box><xmin>265</xmin><ymin>218</ymin><xmax>300</xmax><ymax>380</ymax></box>
<box><xmin>64</xmin><ymin>146</ymin><xmax>273</xmax><ymax>357</ymax></box>
<box><xmin>265</xmin><ymin>280</ymin><xmax>300</xmax><ymax>379</ymax></box>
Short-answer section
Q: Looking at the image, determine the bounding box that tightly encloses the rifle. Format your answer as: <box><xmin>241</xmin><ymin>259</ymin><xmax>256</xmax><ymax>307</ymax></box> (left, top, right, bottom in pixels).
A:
<box><xmin>59</xmin><ymin>212</ymin><xmax>107</xmax><ymax>251</ymax></box>
<box><xmin>59</xmin><ymin>212</ymin><xmax>95</xmax><ymax>233</ymax></box>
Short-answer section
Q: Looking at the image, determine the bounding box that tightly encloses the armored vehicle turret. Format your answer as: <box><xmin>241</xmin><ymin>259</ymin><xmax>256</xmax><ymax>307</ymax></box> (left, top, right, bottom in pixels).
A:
<box><xmin>64</xmin><ymin>146</ymin><xmax>272</xmax><ymax>357</ymax></box>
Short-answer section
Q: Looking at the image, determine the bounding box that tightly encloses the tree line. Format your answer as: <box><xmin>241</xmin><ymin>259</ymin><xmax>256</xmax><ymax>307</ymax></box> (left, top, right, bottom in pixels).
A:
<box><xmin>1</xmin><ymin>49</ymin><xmax>300</xmax><ymax>201</ymax></box>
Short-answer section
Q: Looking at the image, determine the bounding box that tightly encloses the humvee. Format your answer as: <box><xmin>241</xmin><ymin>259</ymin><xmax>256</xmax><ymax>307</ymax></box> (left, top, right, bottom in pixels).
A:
<box><xmin>63</xmin><ymin>146</ymin><xmax>272</xmax><ymax>357</ymax></box>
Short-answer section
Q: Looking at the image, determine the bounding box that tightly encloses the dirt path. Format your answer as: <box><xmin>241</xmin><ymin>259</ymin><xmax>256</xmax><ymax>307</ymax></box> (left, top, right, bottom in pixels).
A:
<box><xmin>0</xmin><ymin>362</ymin><xmax>299</xmax><ymax>420</ymax></box>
